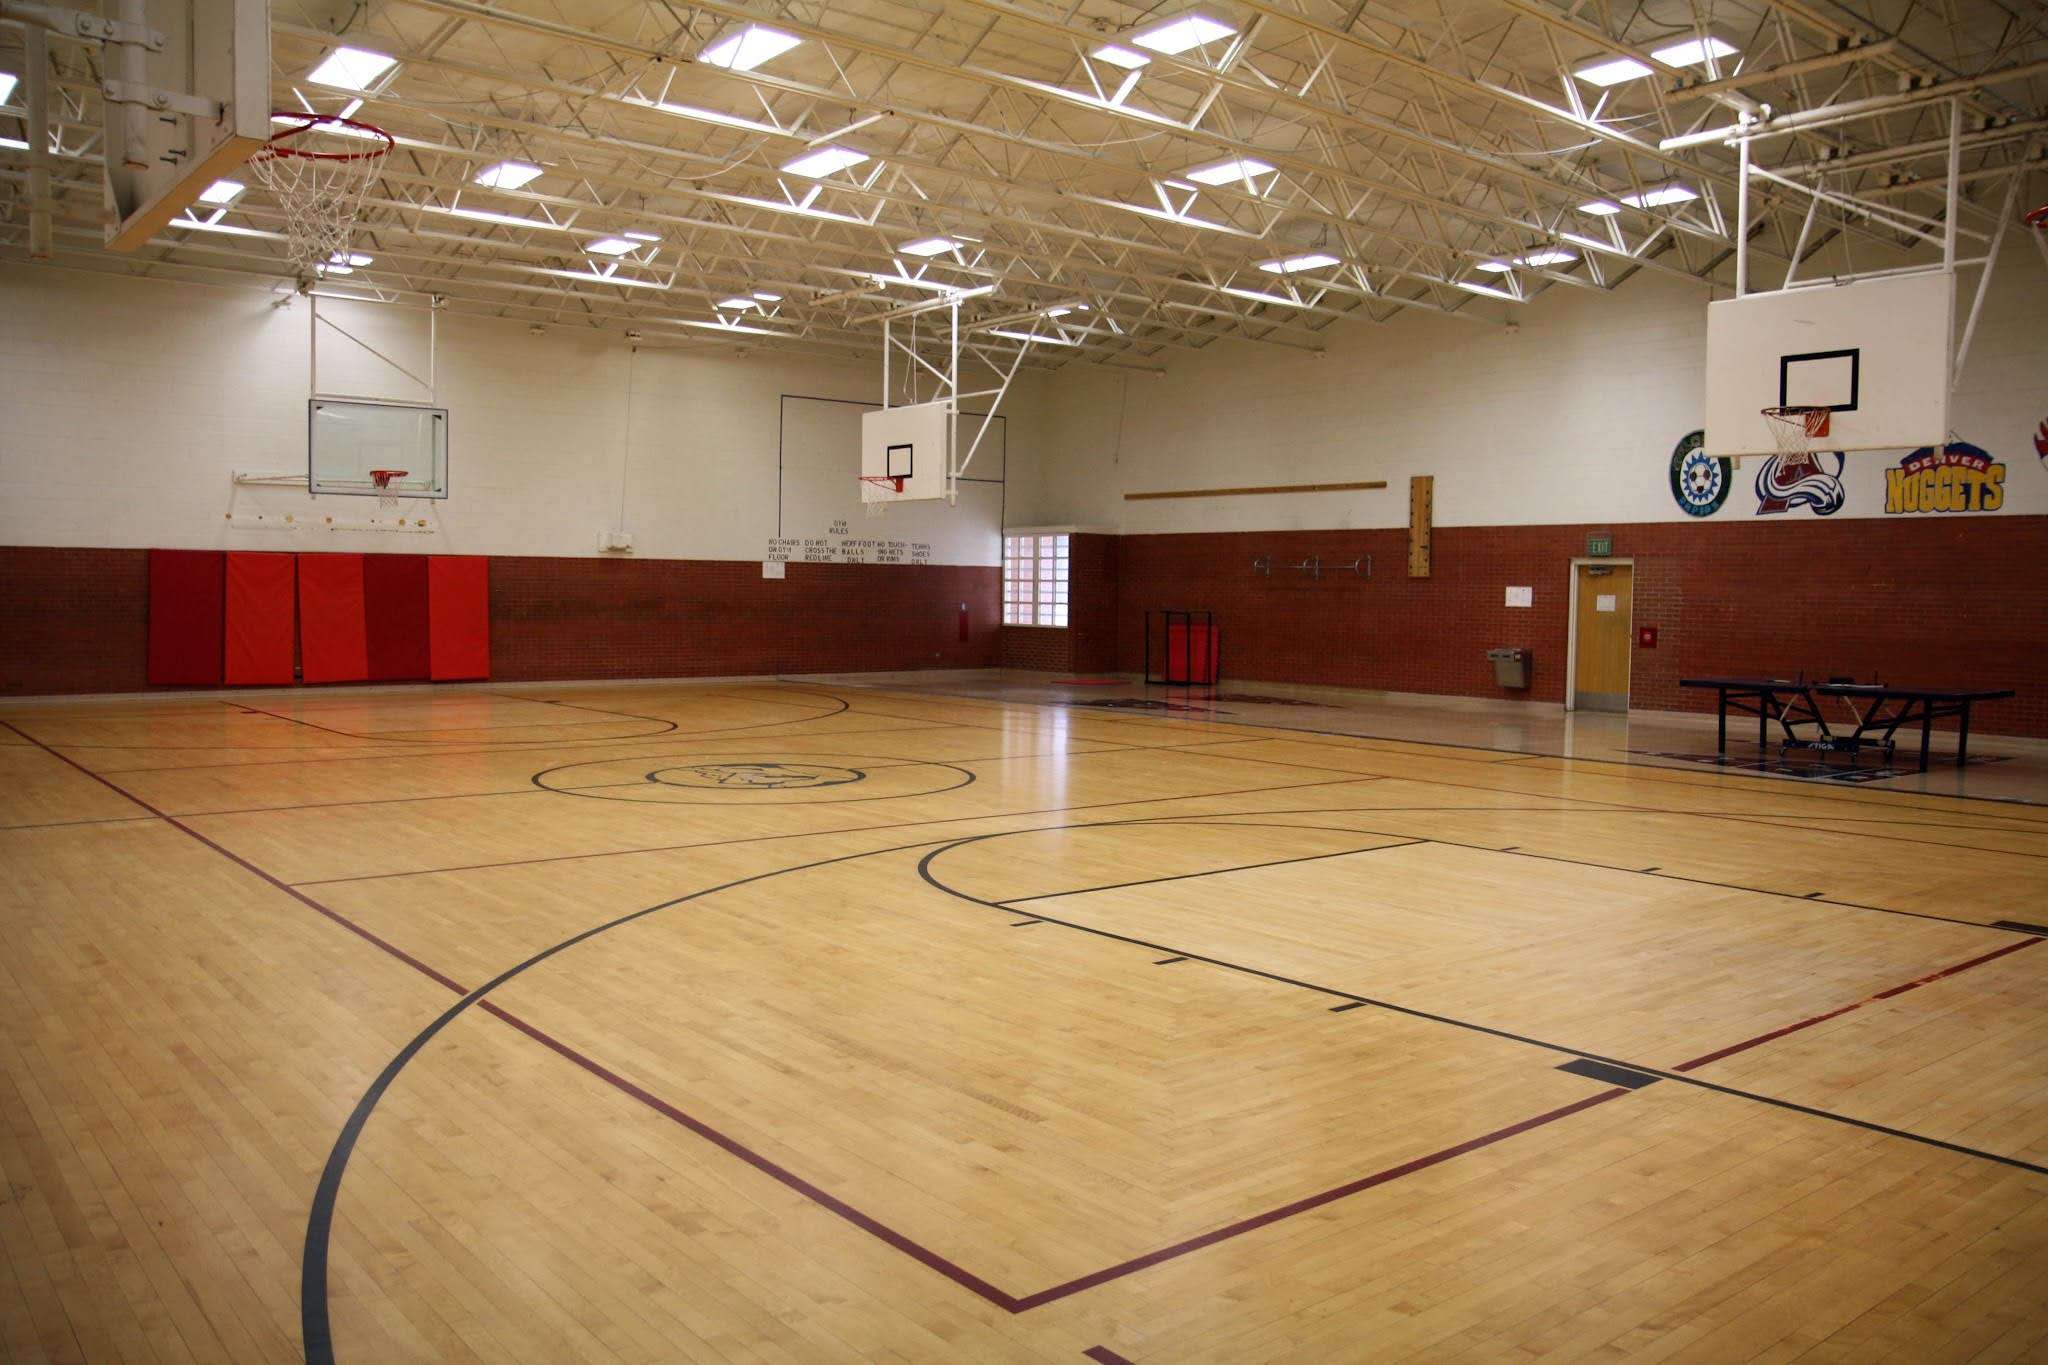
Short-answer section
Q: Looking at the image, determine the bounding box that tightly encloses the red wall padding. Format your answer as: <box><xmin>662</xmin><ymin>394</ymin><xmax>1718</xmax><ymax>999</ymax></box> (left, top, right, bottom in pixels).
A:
<box><xmin>147</xmin><ymin>549</ymin><xmax>225</xmax><ymax>685</ymax></box>
<box><xmin>298</xmin><ymin>553</ymin><xmax>369</xmax><ymax>684</ymax></box>
<box><xmin>364</xmin><ymin>555</ymin><xmax>431</xmax><ymax>681</ymax></box>
<box><xmin>223</xmin><ymin>553</ymin><xmax>297</xmax><ymax>685</ymax></box>
<box><xmin>428</xmin><ymin>556</ymin><xmax>490</xmax><ymax>680</ymax></box>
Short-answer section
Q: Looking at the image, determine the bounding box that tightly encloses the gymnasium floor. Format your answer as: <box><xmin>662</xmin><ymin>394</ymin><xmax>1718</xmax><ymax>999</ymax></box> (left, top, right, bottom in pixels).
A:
<box><xmin>2</xmin><ymin>678</ymin><xmax>2046</xmax><ymax>1362</ymax></box>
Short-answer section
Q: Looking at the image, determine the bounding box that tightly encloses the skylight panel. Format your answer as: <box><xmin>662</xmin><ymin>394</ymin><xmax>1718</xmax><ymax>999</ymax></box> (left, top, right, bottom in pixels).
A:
<box><xmin>1651</xmin><ymin>37</ymin><xmax>1737</xmax><ymax>68</ymax></box>
<box><xmin>1091</xmin><ymin>45</ymin><xmax>1150</xmax><ymax>69</ymax></box>
<box><xmin>781</xmin><ymin>146</ymin><xmax>869</xmax><ymax>178</ymax></box>
<box><xmin>586</xmin><ymin>238</ymin><xmax>636</xmax><ymax>256</ymax></box>
<box><xmin>1578</xmin><ymin>200</ymin><xmax>1622</xmax><ymax>216</ymax></box>
<box><xmin>1184</xmin><ymin>157</ymin><xmax>1273</xmax><ymax>187</ymax></box>
<box><xmin>698</xmin><ymin>25</ymin><xmax>801</xmax><ymax>71</ymax></box>
<box><xmin>1516</xmin><ymin>249</ymin><xmax>1577</xmax><ymax>267</ymax></box>
<box><xmin>1573</xmin><ymin>56</ymin><xmax>1653</xmax><ymax>86</ymax></box>
<box><xmin>474</xmin><ymin>161</ymin><xmax>542</xmax><ymax>190</ymax></box>
<box><xmin>1130</xmin><ymin>12</ymin><xmax>1237</xmax><ymax>56</ymax></box>
<box><xmin>0</xmin><ymin>74</ymin><xmax>17</xmax><ymax>104</ymax></box>
<box><xmin>197</xmin><ymin>179</ymin><xmax>245</xmax><ymax>205</ymax></box>
<box><xmin>898</xmin><ymin>237</ymin><xmax>959</xmax><ymax>257</ymax></box>
<box><xmin>308</xmin><ymin>46</ymin><xmax>397</xmax><ymax>91</ymax></box>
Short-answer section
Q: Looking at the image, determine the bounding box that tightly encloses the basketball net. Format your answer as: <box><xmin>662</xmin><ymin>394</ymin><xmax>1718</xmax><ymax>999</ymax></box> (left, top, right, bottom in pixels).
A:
<box><xmin>1761</xmin><ymin>406</ymin><xmax>1830</xmax><ymax>462</ymax></box>
<box><xmin>859</xmin><ymin>474</ymin><xmax>902</xmax><ymax>519</ymax></box>
<box><xmin>246</xmin><ymin>114</ymin><xmax>393</xmax><ymax>281</ymax></box>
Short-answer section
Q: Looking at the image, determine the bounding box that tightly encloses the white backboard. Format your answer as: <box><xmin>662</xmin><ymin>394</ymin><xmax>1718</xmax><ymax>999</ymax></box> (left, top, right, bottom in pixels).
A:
<box><xmin>860</xmin><ymin>400</ymin><xmax>953</xmax><ymax>504</ymax></box>
<box><xmin>1703</xmin><ymin>271</ymin><xmax>1955</xmax><ymax>457</ymax></box>
<box><xmin>104</xmin><ymin>0</ymin><xmax>272</xmax><ymax>251</ymax></box>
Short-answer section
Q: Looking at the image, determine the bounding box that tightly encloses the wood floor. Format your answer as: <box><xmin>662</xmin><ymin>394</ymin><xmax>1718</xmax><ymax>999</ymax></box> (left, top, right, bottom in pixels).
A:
<box><xmin>2</xmin><ymin>682</ymin><xmax>2046</xmax><ymax>1363</ymax></box>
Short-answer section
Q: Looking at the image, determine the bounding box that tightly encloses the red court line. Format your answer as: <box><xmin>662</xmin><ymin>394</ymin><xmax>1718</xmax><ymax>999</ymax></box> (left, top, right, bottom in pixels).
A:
<box><xmin>5</xmin><ymin>717</ymin><xmax>1648</xmax><ymax>1314</ymax></box>
<box><xmin>1010</xmin><ymin>1088</ymin><xmax>1630</xmax><ymax>1310</ymax></box>
<box><xmin>1673</xmin><ymin>937</ymin><xmax>2042</xmax><ymax>1072</ymax></box>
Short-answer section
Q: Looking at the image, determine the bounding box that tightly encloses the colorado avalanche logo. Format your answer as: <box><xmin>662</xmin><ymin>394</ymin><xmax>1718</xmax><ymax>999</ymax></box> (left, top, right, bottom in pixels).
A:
<box><xmin>1755</xmin><ymin>450</ymin><xmax>1846</xmax><ymax>516</ymax></box>
<box><xmin>2035</xmin><ymin>419</ymin><xmax>2047</xmax><ymax>469</ymax></box>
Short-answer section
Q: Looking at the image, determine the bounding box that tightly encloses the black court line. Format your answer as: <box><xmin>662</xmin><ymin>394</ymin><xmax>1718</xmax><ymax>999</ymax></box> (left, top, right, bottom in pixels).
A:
<box><xmin>917</xmin><ymin>824</ymin><xmax>2048</xmax><ymax>1177</ymax></box>
<box><xmin>288</xmin><ymin>776</ymin><xmax>1379</xmax><ymax>887</ymax></box>
<box><xmin>835</xmin><ymin>679</ymin><xmax>2046</xmax><ymax>812</ymax></box>
<box><xmin>0</xmin><ymin>814</ymin><xmax>161</xmax><ymax>833</ymax></box>
<box><xmin>72</xmin><ymin>719</ymin><xmax>978</xmax><ymax>777</ymax></box>
<box><xmin>1131</xmin><ymin>806</ymin><xmax>2035</xmax><ymax>935</ymax></box>
<box><xmin>18</xmin><ymin>717</ymin><xmax>2045</xmax><ymax>1358</ymax></box>
<box><xmin>997</xmin><ymin>839</ymin><xmax>1425</xmax><ymax>908</ymax></box>
<box><xmin>1142</xmin><ymin>742</ymin><xmax>2048</xmax><ymax>862</ymax></box>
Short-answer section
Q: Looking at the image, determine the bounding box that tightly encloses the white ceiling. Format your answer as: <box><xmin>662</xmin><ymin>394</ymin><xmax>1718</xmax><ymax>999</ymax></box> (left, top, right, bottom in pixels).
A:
<box><xmin>4</xmin><ymin>0</ymin><xmax>2044</xmax><ymax>367</ymax></box>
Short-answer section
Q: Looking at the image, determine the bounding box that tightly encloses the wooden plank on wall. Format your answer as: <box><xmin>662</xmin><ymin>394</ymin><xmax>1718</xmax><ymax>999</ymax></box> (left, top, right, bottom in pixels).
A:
<box><xmin>1408</xmin><ymin>475</ymin><xmax>1433</xmax><ymax>579</ymax></box>
<box><xmin>1124</xmin><ymin>480</ymin><xmax>1388</xmax><ymax>501</ymax></box>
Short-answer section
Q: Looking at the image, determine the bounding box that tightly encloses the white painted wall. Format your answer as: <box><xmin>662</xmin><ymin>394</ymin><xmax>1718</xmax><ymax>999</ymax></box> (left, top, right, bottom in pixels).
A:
<box><xmin>1012</xmin><ymin>248</ymin><xmax>2048</xmax><ymax>532</ymax></box>
<box><xmin>0</xmin><ymin>266</ymin><xmax>1012</xmax><ymax>565</ymax></box>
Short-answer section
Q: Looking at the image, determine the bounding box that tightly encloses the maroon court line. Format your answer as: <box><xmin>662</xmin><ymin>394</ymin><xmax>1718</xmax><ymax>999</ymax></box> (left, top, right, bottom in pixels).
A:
<box><xmin>1085</xmin><ymin>1348</ymin><xmax>1139</xmax><ymax>1364</ymax></box>
<box><xmin>1672</xmin><ymin>936</ymin><xmax>2042</xmax><ymax>1072</ymax></box>
<box><xmin>6</xmin><ymin>719</ymin><xmax>1648</xmax><ymax>1313</ymax></box>
<box><xmin>1009</xmin><ymin>1088</ymin><xmax>1630</xmax><ymax>1310</ymax></box>
<box><xmin>4</xmin><ymin>722</ymin><xmax>469</xmax><ymax>996</ymax></box>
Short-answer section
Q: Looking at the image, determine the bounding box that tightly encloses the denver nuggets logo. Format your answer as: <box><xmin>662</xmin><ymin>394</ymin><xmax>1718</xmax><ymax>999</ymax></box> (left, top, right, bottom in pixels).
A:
<box><xmin>652</xmin><ymin>762</ymin><xmax>865</xmax><ymax>789</ymax></box>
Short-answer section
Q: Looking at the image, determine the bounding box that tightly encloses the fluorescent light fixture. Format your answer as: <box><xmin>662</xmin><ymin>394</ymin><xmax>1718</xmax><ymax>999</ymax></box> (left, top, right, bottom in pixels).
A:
<box><xmin>329</xmin><ymin>252</ymin><xmax>373</xmax><ymax>266</ymax></box>
<box><xmin>1257</xmin><ymin>252</ymin><xmax>1340</xmax><ymax>274</ymax></box>
<box><xmin>1455</xmin><ymin>280</ymin><xmax>1517</xmax><ymax>299</ymax></box>
<box><xmin>1516</xmin><ymin>249</ymin><xmax>1577</xmax><ymax>267</ymax></box>
<box><xmin>698</xmin><ymin>24</ymin><xmax>801</xmax><ymax>71</ymax></box>
<box><xmin>752</xmin><ymin>291</ymin><xmax>781</xmax><ymax>302</ymax></box>
<box><xmin>781</xmin><ymin>146</ymin><xmax>869</xmax><ymax>178</ymax></box>
<box><xmin>1651</xmin><ymin>36</ymin><xmax>1737</xmax><ymax>67</ymax></box>
<box><xmin>536</xmin><ymin>267</ymin><xmax>665</xmax><ymax>289</ymax></box>
<box><xmin>1220</xmin><ymin>286</ymin><xmax>1298</xmax><ymax>306</ymax></box>
<box><xmin>670</xmin><ymin>319</ymin><xmax>782</xmax><ymax>336</ymax></box>
<box><xmin>423</xmin><ymin>204</ymin><xmax>575</xmax><ymax>231</ymax></box>
<box><xmin>308</xmin><ymin>46</ymin><xmax>397</xmax><ymax>91</ymax></box>
<box><xmin>1573</xmin><ymin>55</ymin><xmax>1653</xmax><ymax>86</ymax></box>
<box><xmin>1184</xmin><ymin>157</ymin><xmax>1273</xmax><ymax>186</ymax></box>
<box><xmin>1620</xmin><ymin>184</ymin><xmax>1699</xmax><ymax>208</ymax></box>
<box><xmin>986</xmin><ymin>328</ymin><xmax>1076</xmax><ymax>345</ymax></box>
<box><xmin>0</xmin><ymin>74</ymin><xmax>17</xmax><ymax>104</ymax></box>
<box><xmin>1474</xmin><ymin>260</ymin><xmax>1513</xmax><ymax>273</ymax></box>
<box><xmin>197</xmin><ymin>179</ymin><xmax>245</xmax><ymax>205</ymax></box>
<box><xmin>1130</xmin><ymin>12</ymin><xmax>1237</xmax><ymax>56</ymax></box>
<box><xmin>717</xmin><ymin>297</ymin><xmax>759</xmax><ymax>309</ymax></box>
<box><xmin>475</xmin><ymin>161</ymin><xmax>542</xmax><ymax>190</ymax></box>
<box><xmin>586</xmin><ymin>237</ymin><xmax>636</xmax><ymax>256</ymax></box>
<box><xmin>169</xmin><ymin>215</ymin><xmax>284</xmax><ymax>240</ymax></box>
<box><xmin>320</xmin><ymin>264</ymin><xmax>355</xmax><ymax>276</ymax></box>
<box><xmin>1578</xmin><ymin>199</ymin><xmax>1623</xmax><ymax>216</ymax></box>
<box><xmin>899</xmin><ymin>236</ymin><xmax>959</xmax><ymax>257</ymax></box>
<box><xmin>1091</xmin><ymin>44</ymin><xmax>1151</xmax><ymax>69</ymax></box>
<box><xmin>623</xmin><ymin>230</ymin><xmax>661</xmax><ymax>242</ymax></box>
<box><xmin>0</xmin><ymin>136</ymin><xmax>28</xmax><ymax>150</ymax></box>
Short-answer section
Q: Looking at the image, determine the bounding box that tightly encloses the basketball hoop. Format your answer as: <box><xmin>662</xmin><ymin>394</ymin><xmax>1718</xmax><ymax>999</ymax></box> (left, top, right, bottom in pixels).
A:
<box><xmin>1761</xmin><ymin>405</ymin><xmax>1831</xmax><ymax>461</ymax></box>
<box><xmin>245</xmin><ymin>113</ymin><xmax>393</xmax><ymax>281</ymax></box>
<box><xmin>369</xmin><ymin>469</ymin><xmax>408</xmax><ymax>513</ymax></box>
<box><xmin>859</xmin><ymin>474</ymin><xmax>904</xmax><ymax>519</ymax></box>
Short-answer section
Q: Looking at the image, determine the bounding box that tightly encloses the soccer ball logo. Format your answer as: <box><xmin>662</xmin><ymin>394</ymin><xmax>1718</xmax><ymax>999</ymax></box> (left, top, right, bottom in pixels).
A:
<box><xmin>1668</xmin><ymin>430</ymin><xmax>1731</xmax><ymax>517</ymax></box>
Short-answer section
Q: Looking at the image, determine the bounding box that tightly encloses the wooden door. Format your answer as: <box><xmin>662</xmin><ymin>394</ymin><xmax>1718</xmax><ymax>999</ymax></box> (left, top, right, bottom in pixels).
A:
<box><xmin>1572</xmin><ymin>563</ymin><xmax>1632</xmax><ymax>712</ymax></box>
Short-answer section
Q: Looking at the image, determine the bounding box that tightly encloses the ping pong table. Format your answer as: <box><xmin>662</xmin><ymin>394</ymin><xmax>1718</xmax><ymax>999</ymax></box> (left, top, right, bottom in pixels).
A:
<box><xmin>1680</xmin><ymin>677</ymin><xmax>2014</xmax><ymax>771</ymax></box>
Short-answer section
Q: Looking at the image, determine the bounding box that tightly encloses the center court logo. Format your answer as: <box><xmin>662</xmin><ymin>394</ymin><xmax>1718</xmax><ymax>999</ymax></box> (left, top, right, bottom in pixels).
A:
<box><xmin>651</xmin><ymin>762</ymin><xmax>865</xmax><ymax>789</ymax></box>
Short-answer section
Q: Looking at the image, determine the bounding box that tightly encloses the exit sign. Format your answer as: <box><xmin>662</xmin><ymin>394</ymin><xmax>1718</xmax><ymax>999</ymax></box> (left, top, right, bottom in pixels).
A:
<box><xmin>1587</xmin><ymin>533</ymin><xmax>1613</xmax><ymax>557</ymax></box>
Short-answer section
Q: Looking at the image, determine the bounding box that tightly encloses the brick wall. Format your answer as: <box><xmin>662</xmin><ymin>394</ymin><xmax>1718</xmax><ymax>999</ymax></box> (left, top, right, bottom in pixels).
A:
<box><xmin>489</xmin><ymin>557</ymin><xmax>999</xmax><ymax>680</ymax></box>
<box><xmin>0</xmin><ymin>547</ymin><xmax>153</xmax><ymax>695</ymax></box>
<box><xmin>0</xmin><ymin>548</ymin><xmax>998</xmax><ymax>695</ymax></box>
<box><xmin>1106</xmin><ymin>517</ymin><xmax>2048</xmax><ymax>738</ymax></box>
